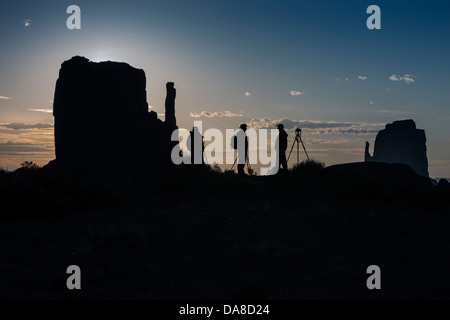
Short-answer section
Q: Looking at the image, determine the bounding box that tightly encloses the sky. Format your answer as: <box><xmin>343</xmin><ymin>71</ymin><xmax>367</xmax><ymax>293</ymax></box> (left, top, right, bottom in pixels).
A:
<box><xmin>1</xmin><ymin>0</ymin><xmax>449</xmax><ymax>177</ymax></box>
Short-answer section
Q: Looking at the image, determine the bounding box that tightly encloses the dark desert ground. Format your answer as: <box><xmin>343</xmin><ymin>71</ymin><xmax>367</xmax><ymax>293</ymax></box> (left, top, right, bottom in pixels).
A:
<box><xmin>1</xmin><ymin>160</ymin><xmax>449</xmax><ymax>300</ymax></box>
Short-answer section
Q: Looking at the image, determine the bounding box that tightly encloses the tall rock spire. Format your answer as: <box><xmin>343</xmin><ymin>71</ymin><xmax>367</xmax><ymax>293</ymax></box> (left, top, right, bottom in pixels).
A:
<box><xmin>165</xmin><ymin>82</ymin><xmax>177</xmax><ymax>129</ymax></box>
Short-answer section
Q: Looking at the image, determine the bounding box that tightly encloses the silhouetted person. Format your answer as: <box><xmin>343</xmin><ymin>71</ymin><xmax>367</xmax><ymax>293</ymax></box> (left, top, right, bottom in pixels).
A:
<box><xmin>187</xmin><ymin>126</ymin><xmax>204</xmax><ymax>164</ymax></box>
<box><xmin>235</xmin><ymin>124</ymin><xmax>248</xmax><ymax>175</ymax></box>
<box><xmin>277</xmin><ymin>124</ymin><xmax>288</xmax><ymax>171</ymax></box>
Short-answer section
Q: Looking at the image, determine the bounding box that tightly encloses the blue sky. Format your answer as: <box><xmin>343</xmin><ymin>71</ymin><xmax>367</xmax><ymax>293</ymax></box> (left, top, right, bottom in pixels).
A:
<box><xmin>1</xmin><ymin>0</ymin><xmax>449</xmax><ymax>176</ymax></box>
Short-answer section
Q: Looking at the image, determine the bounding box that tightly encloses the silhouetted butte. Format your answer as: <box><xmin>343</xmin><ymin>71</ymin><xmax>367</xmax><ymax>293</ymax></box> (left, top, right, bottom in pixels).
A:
<box><xmin>52</xmin><ymin>56</ymin><xmax>177</xmax><ymax>168</ymax></box>
<box><xmin>365</xmin><ymin>119</ymin><xmax>429</xmax><ymax>177</ymax></box>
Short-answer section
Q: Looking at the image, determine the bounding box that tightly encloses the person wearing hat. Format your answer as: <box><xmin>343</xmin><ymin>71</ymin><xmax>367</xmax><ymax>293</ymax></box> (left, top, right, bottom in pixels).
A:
<box><xmin>277</xmin><ymin>123</ymin><xmax>288</xmax><ymax>171</ymax></box>
<box><xmin>236</xmin><ymin>123</ymin><xmax>248</xmax><ymax>175</ymax></box>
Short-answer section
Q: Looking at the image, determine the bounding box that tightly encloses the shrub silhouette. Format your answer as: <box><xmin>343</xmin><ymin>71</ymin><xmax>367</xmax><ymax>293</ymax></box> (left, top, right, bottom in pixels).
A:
<box><xmin>20</xmin><ymin>161</ymin><xmax>40</xmax><ymax>171</ymax></box>
<box><xmin>247</xmin><ymin>166</ymin><xmax>256</xmax><ymax>176</ymax></box>
<box><xmin>207</xmin><ymin>163</ymin><xmax>223</xmax><ymax>174</ymax></box>
<box><xmin>290</xmin><ymin>159</ymin><xmax>325</xmax><ymax>176</ymax></box>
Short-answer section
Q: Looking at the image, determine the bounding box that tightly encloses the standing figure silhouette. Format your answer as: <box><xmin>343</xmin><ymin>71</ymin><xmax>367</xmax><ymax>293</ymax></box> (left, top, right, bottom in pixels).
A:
<box><xmin>236</xmin><ymin>124</ymin><xmax>248</xmax><ymax>175</ymax></box>
<box><xmin>187</xmin><ymin>126</ymin><xmax>204</xmax><ymax>165</ymax></box>
<box><xmin>277</xmin><ymin>124</ymin><xmax>288</xmax><ymax>171</ymax></box>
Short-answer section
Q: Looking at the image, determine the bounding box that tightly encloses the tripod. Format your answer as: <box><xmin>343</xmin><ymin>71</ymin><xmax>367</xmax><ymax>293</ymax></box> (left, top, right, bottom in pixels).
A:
<box><xmin>230</xmin><ymin>151</ymin><xmax>252</xmax><ymax>172</ymax></box>
<box><xmin>287</xmin><ymin>128</ymin><xmax>310</xmax><ymax>165</ymax></box>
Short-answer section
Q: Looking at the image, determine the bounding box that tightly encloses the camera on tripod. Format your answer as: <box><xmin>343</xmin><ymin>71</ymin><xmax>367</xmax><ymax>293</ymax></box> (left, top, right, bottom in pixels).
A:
<box><xmin>288</xmin><ymin>127</ymin><xmax>310</xmax><ymax>164</ymax></box>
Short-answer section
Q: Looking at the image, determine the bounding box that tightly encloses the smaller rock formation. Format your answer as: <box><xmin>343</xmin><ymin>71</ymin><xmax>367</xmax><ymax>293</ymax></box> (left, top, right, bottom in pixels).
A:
<box><xmin>365</xmin><ymin>119</ymin><xmax>429</xmax><ymax>177</ymax></box>
<box><xmin>364</xmin><ymin>141</ymin><xmax>372</xmax><ymax>162</ymax></box>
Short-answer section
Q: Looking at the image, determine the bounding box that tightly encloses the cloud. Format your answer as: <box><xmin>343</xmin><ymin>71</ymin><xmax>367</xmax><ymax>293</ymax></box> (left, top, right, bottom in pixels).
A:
<box><xmin>245</xmin><ymin>92</ymin><xmax>251</xmax><ymax>96</ymax></box>
<box><xmin>0</xmin><ymin>96</ymin><xmax>11</xmax><ymax>100</ymax></box>
<box><xmin>290</xmin><ymin>91</ymin><xmax>303</xmax><ymax>96</ymax></box>
<box><xmin>23</xmin><ymin>19</ymin><xmax>32</xmax><ymax>27</ymax></box>
<box><xmin>370</xmin><ymin>101</ymin><xmax>376</xmax><ymax>105</ymax></box>
<box><xmin>28</xmin><ymin>108</ymin><xmax>53</xmax><ymax>113</ymax></box>
<box><xmin>389</xmin><ymin>75</ymin><xmax>399</xmax><ymax>81</ymax></box>
<box><xmin>0</xmin><ymin>141</ymin><xmax>50</xmax><ymax>153</ymax></box>
<box><xmin>358</xmin><ymin>76</ymin><xmax>367</xmax><ymax>80</ymax></box>
<box><xmin>249</xmin><ymin>118</ymin><xmax>383</xmax><ymax>136</ymax></box>
<box><xmin>190</xmin><ymin>110</ymin><xmax>243</xmax><ymax>118</ymax></box>
<box><xmin>250</xmin><ymin>118</ymin><xmax>355</xmax><ymax>130</ymax></box>
<box><xmin>1</xmin><ymin>122</ymin><xmax>53</xmax><ymax>130</ymax></box>
<box><xmin>389</xmin><ymin>74</ymin><xmax>416</xmax><ymax>84</ymax></box>
<box><xmin>328</xmin><ymin>128</ymin><xmax>380</xmax><ymax>135</ymax></box>
<box><xmin>402</xmin><ymin>75</ymin><xmax>416</xmax><ymax>84</ymax></box>
<box><xmin>429</xmin><ymin>160</ymin><xmax>450</xmax><ymax>167</ymax></box>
